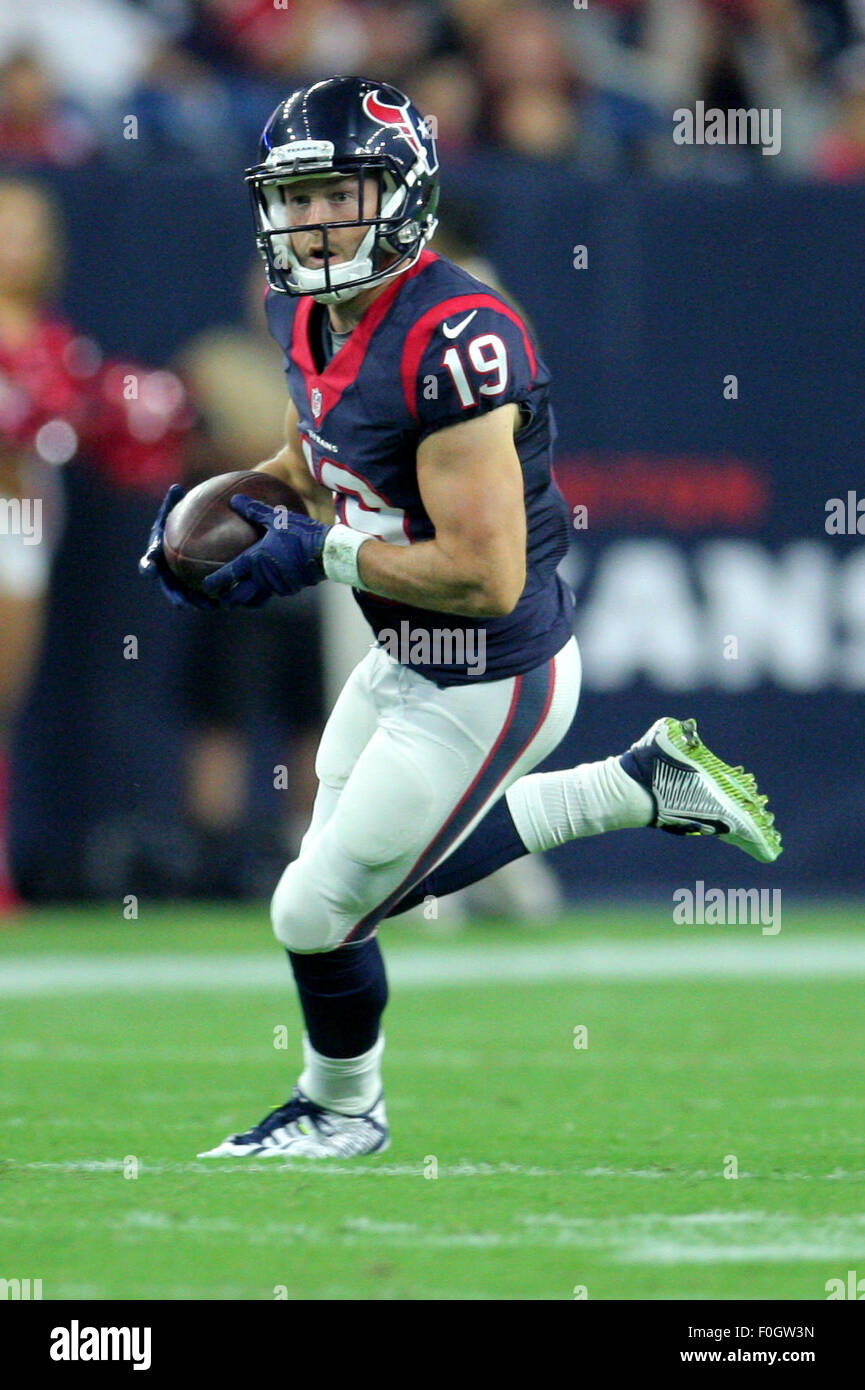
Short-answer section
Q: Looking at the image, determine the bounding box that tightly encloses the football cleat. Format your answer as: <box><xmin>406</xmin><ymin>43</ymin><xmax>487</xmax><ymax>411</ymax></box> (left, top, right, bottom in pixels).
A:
<box><xmin>197</xmin><ymin>1087</ymin><xmax>390</xmax><ymax>1159</ymax></box>
<box><xmin>624</xmin><ymin>716</ymin><xmax>782</xmax><ymax>863</ymax></box>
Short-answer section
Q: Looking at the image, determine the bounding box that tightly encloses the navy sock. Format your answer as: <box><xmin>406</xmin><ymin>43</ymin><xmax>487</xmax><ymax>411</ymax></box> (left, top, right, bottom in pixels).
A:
<box><xmin>385</xmin><ymin>795</ymin><xmax>528</xmax><ymax>918</ymax></box>
<box><xmin>288</xmin><ymin>798</ymin><xmax>526</xmax><ymax>1045</ymax></box>
<box><xmin>288</xmin><ymin>936</ymin><xmax>388</xmax><ymax>1058</ymax></box>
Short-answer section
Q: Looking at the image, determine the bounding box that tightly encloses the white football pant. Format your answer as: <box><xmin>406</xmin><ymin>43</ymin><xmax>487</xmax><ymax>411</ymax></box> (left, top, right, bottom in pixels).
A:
<box><xmin>271</xmin><ymin>635</ymin><xmax>581</xmax><ymax>952</ymax></box>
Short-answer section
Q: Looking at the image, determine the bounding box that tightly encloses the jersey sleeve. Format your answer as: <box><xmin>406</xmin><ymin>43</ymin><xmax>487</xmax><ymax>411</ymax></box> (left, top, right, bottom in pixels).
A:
<box><xmin>402</xmin><ymin>299</ymin><xmax>539</xmax><ymax>441</ymax></box>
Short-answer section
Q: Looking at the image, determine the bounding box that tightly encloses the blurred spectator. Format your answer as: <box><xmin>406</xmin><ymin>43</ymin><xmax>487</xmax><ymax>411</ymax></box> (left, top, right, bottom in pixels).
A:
<box><xmin>0</xmin><ymin>181</ymin><xmax>62</xmax><ymax>912</ymax></box>
<box><xmin>122</xmin><ymin>42</ymin><xmax>238</xmax><ymax>166</ymax></box>
<box><xmin>177</xmin><ymin>265</ymin><xmax>288</xmax><ymax>471</ymax></box>
<box><xmin>560</xmin><ymin>0</ymin><xmax>827</xmax><ymax>174</ymax></box>
<box><xmin>476</xmin><ymin>1</ymin><xmax>575</xmax><ymax>92</ymax></box>
<box><xmin>0</xmin><ymin>175</ymin><xmax>193</xmax><ymax>910</ymax></box>
<box><xmin>197</xmin><ymin>0</ymin><xmax>368</xmax><ymax>79</ymax></box>
<box><xmin>0</xmin><ymin>50</ymin><xmax>97</xmax><ymax>167</ymax></box>
<box><xmin>812</xmin><ymin>42</ymin><xmax>865</xmax><ymax>177</ymax></box>
<box><xmin>0</xmin><ymin>0</ymin><xmax>162</xmax><ymax>114</ymax></box>
<box><xmin>172</xmin><ymin>261</ymin><xmax>326</xmax><ymax>893</ymax></box>
<box><xmin>476</xmin><ymin>0</ymin><xmax>582</xmax><ymax>163</ymax></box>
<box><xmin>799</xmin><ymin>0</ymin><xmax>865</xmax><ymax>64</ymax></box>
<box><xmin>441</xmin><ymin>0</ymin><xmax>509</xmax><ymax>46</ymax></box>
<box><xmin>493</xmin><ymin>83</ymin><xmax>580</xmax><ymax>160</ymax></box>
<box><xmin>358</xmin><ymin>2</ymin><xmax>442</xmax><ymax>84</ymax></box>
<box><xmin>408</xmin><ymin>56</ymin><xmax>482</xmax><ymax>158</ymax></box>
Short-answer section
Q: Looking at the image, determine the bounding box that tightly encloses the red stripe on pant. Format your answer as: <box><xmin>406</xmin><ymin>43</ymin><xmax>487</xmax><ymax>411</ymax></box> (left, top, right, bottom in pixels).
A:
<box><xmin>342</xmin><ymin>657</ymin><xmax>556</xmax><ymax>943</ymax></box>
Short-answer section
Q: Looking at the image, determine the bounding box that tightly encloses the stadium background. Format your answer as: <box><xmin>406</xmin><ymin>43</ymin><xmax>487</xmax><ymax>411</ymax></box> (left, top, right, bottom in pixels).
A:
<box><xmin>2</xmin><ymin>0</ymin><xmax>862</xmax><ymax>903</ymax></box>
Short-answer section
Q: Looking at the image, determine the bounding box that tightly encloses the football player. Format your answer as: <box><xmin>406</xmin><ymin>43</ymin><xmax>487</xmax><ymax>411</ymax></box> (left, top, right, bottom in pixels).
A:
<box><xmin>141</xmin><ymin>76</ymin><xmax>781</xmax><ymax>1158</ymax></box>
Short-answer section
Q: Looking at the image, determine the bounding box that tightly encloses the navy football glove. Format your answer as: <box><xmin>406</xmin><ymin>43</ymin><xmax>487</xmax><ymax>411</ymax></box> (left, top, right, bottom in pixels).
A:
<box><xmin>200</xmin><ymin>495</ymin><xmax>330</xmax><ymax>607</ymax></box>
<box><xmin>138</xmin><ymin>483</ymin><xmax>221</xmax><ymax>611</ymax></box>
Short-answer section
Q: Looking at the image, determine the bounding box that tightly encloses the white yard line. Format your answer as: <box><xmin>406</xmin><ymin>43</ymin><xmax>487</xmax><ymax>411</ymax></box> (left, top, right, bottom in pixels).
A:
<box><xmin>6</xmin><ymin>1159</ymin><xmax>569</xmax><ymax>1178</ymax></box>
<box><xmin>521</xmin><ymin>1212</ymin><xmax>865</xmax><ymax>1264</ymax></box>
<box><xmin>2</xmin><ymin>1204</ymin><xmax>862</xmax><ymax>1263</ymax></box>
<box><xmin>11</xmin><ymin>1159</ymin><xmax>865</xmax><ymax>1182</ymax></box>
<box><xmin>617</xmin><ymin>1240</ymin><xmax>865</xmax><ymax>1263</ymax></box>
<box><xmin>2</xmin><ymin>936</ymin><xmax>865</xmax><ymax>997</ymax></box>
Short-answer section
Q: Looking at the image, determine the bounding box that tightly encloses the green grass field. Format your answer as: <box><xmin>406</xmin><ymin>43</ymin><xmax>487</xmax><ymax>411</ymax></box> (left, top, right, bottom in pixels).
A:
<box><xmin>2</xmin><ymin>903</ymin><xmax>865</xmax><ymax>1300</ymax></box>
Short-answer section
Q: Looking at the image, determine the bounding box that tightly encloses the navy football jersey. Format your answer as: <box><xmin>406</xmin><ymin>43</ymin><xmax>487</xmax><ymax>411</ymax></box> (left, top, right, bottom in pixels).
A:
<box><xmin>265</xmin><ymin>249</ymin><xmax>573</xmax><ymax>685</ymax></box>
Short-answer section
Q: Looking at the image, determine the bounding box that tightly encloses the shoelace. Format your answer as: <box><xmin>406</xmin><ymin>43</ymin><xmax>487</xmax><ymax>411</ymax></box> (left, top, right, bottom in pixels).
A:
<box><xmin>238</xmin><ymin>1092</ymin><xmax>323</xmax><ymax>1143</ymax></box>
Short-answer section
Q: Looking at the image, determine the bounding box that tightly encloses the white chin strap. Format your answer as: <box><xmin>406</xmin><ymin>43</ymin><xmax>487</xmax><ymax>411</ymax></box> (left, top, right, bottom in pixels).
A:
<box><xmin>262</xmin><ymin>177</ymin><xmax>407</xmax><ymax>303</ymax></box>
<box><xmin>293</xmin><ymin>229</ymin><xmax>375</xmax><ymax>304</ymax></box>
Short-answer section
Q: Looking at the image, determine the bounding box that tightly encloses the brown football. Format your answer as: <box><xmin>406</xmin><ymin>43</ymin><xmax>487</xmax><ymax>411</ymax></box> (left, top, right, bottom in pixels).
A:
<box><xmin>163</xmin><ymin>470</ymin><xmax>305</xmax><ymax>592</ymax></box>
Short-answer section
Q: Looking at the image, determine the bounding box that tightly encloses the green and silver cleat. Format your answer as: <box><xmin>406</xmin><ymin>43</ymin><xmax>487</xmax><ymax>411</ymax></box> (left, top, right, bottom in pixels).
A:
<box><xmin>625</xmin><ymin>716</ymin><xmax>783</xmax><ymax>864</ymax></box>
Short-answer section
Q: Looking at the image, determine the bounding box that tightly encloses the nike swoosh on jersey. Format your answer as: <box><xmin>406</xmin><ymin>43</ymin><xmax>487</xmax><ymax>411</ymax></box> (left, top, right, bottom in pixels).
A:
<box><xmin>441</xmin><ymin>310</ymin><xmax>478</xmax><ymax>339</ymax></box>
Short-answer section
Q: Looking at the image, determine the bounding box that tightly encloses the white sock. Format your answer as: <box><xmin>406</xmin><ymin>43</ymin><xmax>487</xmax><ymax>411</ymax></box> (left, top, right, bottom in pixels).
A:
<box><xmin>298</xmin><ymin>1032</ymin><xmax>384</xmax><ymax>1116</ymax></box>
<box><xmin>505</xmin><ymin>755</ymin><xmax>654</xmax><ymax>854</ymax></box>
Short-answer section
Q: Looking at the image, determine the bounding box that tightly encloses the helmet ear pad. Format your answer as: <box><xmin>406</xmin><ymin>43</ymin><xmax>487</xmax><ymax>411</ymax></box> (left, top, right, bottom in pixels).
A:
<box><xmin>371</xmin><ymin>171</ymin><xmax>408</xmax><ymax>259</ymax></box>
<box><xmin>379</xmin><ymin>176</ymin><xmax>439</xmax><ymax>257</ymax></box>
<box><xmin>257</xmin><ymin>184</ymin><xmax>297</xmax><ymax>276</ymax></box>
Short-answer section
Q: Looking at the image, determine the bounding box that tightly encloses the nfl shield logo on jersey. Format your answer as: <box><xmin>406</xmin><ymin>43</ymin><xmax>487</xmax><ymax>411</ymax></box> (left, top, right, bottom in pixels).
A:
<box><xmin>311</xmin><ymin>387</ymin><xmax>323</xmax><ymax>418</ymax></box>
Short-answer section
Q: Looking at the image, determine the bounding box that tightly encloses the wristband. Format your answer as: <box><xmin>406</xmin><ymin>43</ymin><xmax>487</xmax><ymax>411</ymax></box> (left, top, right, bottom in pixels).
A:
<box><xmin>322</xmin><ymin>524</ymin><xmax>371</xmax><ymax>589</ymax></box>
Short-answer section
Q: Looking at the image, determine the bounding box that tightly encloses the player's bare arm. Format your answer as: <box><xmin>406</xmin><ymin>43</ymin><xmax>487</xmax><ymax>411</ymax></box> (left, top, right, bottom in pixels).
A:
<box><xmin>254</xmin><ymin>399</ymin><xmax>335</xmax><ymax>525</ymax></box>
<box><xmin>353</xmin><ymin>402</ymin><xmax>527</xmax><ymax>618</ymax></box>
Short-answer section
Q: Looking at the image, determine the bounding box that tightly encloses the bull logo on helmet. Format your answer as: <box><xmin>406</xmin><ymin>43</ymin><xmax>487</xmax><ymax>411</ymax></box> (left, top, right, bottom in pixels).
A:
<box><xmin>361</xmin><ymin>89</ymin><xmax>438</xmax><ymax>176</ymax></box>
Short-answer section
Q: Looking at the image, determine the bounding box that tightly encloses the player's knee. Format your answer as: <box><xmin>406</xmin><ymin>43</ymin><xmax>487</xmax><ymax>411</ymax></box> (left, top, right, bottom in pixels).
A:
<box><xmin>270</xmin><ymin>856</ymin><xmax>362</xmax><ymax>953</ymax></box>
<box><xmin>271</xmin><ymin>864</ymin><xmax>327</xmax><ymax>952</ymax></box>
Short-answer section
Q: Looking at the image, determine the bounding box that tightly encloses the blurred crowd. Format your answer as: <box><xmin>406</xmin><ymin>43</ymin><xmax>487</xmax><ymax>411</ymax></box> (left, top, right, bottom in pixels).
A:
<box><xmin>1</xmin><ymin>0</ymin><xmax>865</xmax><ymax>178</ymax></box>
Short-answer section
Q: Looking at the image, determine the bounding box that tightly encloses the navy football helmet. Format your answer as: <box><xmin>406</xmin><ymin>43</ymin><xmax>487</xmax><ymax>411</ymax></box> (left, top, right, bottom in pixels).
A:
<box><xmin>245</xmin><ymin>75</ymin><xmax>440</xmax><ymax>303</ymax></box>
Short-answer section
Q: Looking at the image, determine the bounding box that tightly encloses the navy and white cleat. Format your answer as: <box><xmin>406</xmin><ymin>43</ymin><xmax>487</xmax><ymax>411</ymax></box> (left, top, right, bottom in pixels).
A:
<box><xmin>198</xmin><ymin>1087</ymin><xmax>390</xmax><ymax>1159</ymax></box>
<box><xmin>623</xmin><ymin>716</ymin><xmax>782</xmax><ymax>863</ymax></box>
